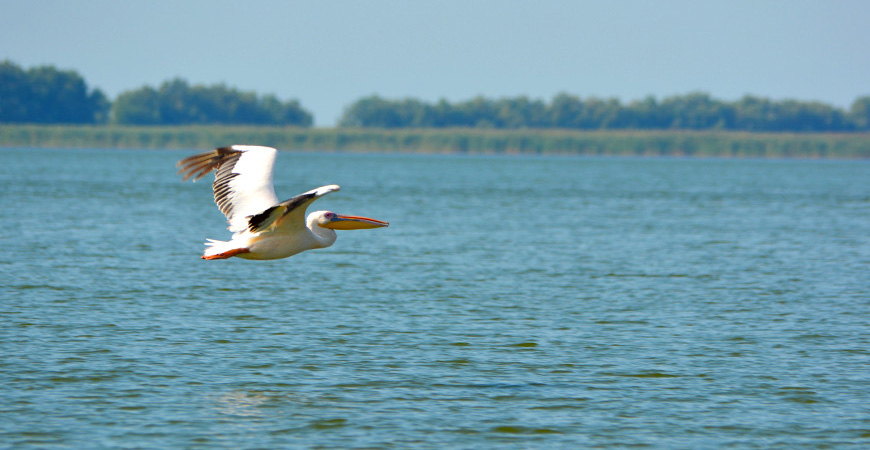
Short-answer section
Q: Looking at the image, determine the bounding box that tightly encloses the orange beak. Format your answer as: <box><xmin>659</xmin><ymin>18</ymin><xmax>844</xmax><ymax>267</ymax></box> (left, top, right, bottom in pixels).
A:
<box><xmin>321</xmin><ymin>214</ymin><xmax>390</xmax><ymax>230</ymax></box>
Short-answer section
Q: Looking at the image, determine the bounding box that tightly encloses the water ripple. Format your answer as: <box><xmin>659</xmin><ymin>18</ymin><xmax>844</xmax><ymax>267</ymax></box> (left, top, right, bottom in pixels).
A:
<box><xmin>1</xmin><ymin>150</ymin><xmax>869</xmax><ymax>449</ymax></box>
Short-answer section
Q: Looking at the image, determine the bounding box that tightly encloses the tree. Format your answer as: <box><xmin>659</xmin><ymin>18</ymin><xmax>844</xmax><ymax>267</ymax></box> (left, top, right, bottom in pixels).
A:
<box><xmin>580</xmin><ymin>97</ymin><xmax>622</xmax><ymax>129</ymax></box>
<box><xmin>0</xmin><ymin>60</ymin><xmax>108</xmax><ymax>124</ymax></box>
<box><xmin>336</xmin><ymin>92</ymin><xmax>868</xmax><ymax>132</ymax></box>
<box><xmin>734</xmin><ymin>95</ymin><xmax>775</xmax><ymax>131</ymax></box>
<box><xmin>550</xmin><ymin>93</ymin><xmax>585</xmax><ymax>128</ymax></box>
<box><xmin>659</xmin><ymin>93</ymin><xmax>734</xmax><ymax>129</ymax></box>
<box><xmin>112</xmin><ymin>78</ymin><xmax>313</xmax><ymax>126</ymax></box>
<box><xmin>113</xmin><ymin>87</ymin><xmax>162</xmax><ymax>124</ymax></box>
<box><xmin>848</xmin><ymin>96</ymin><xmax>870</xmax><ymax>130</ymax></box>
<box><xmin>338</xmin><ymin>95</ymin><xmax>408</xmax><ymax>128</ymax></box>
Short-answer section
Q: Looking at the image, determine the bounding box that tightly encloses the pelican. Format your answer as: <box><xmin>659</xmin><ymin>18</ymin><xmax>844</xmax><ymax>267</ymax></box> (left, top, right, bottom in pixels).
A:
<box><xmin>177</xmin><ymin>145</ymin><xmax>389</xmax><ymax>260</ymax></box>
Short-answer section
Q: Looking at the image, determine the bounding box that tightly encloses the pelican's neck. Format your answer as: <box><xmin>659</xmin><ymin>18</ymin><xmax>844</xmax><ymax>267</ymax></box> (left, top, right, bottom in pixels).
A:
<box><xmin>307</xmin><ymin>214</ymin><xmax>337</xmax><ymax>248</ymax></box>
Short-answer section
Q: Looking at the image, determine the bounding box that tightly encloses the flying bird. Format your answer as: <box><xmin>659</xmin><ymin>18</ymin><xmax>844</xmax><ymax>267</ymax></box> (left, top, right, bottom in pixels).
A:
<box><xmin>177</xmin><ymin>145</ymin><xmax>388</xmax><ymax>260</ymax></box>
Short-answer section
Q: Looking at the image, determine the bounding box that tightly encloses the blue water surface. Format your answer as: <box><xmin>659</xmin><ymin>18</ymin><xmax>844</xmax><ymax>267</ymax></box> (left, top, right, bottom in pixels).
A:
<box><xmin>1</xmin><ymin>148</ymin><xmax>869</xmax><ymax>449</ymax></box>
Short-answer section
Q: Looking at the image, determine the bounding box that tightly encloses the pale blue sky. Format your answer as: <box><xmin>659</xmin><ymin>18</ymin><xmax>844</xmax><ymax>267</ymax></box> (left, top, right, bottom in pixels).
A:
<box><xmin>2</xmin><ymin>0</ymin><xmax>868</xmax><ymax>125</ymax></box>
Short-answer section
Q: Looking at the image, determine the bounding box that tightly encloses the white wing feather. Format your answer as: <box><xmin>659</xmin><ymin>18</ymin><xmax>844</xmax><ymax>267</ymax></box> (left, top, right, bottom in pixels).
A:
<box><xmin>177</xmin><ymin>145</ymin><xmax>280</xmax><ymax>232</ymax></box>
<box><xmin>220</xmin><ymin>146</ymin><xmax>280</xmax><ymax>232</ymax></box>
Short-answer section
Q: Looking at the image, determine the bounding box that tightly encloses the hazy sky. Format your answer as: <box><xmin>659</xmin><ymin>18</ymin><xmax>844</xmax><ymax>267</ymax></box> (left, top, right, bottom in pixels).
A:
<box><xmin>2</xmin><ymin>0</ymin><xmax>869</xmax><ymax>125</ymax></box>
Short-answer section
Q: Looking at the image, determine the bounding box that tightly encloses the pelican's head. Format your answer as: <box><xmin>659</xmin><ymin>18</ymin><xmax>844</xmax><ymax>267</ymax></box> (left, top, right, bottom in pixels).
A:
<box><xmin>314</xmin><ymin>211</ymin><xmax>390</xmax><ymax>230</ymax></box>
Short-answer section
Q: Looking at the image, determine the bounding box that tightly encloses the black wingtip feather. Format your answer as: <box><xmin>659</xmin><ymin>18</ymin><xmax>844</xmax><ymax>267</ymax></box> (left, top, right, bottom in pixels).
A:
<box><xmin>176</xmin><ymin>147</ymin><xmax>242</xmax><ymax>182</ymax></box>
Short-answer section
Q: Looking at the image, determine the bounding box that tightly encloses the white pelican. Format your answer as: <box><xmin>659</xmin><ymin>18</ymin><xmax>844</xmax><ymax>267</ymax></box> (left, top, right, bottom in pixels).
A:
<box><xmin>177</xmin><ymin>145</ymin><xmax>388</xmax><ymax>260</ymax></box>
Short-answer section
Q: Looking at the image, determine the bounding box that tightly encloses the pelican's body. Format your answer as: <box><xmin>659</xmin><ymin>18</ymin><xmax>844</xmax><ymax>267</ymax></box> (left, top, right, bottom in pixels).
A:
<box><xmin>232</xmin><ymin>211</ymin><xmax>333</xmax><ymax>260</ymax></box>
<box><xmin>177</xmin><ymin>145</ymin><xmax>388</xmax><ymax>260</ymax></box>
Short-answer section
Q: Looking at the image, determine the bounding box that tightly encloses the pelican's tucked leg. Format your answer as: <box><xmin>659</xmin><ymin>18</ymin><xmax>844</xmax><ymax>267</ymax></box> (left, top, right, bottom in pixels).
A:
<box><xmin>202</xmin><ymin>248</ymin><xmax>251</xmax><ymax>260</ymax></box>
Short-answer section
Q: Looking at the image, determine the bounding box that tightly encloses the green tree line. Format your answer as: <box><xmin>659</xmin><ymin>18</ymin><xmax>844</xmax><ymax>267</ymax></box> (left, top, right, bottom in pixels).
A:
<box><xmin>3</xmin><ymin>60</ymin><xmax>870</xmax><ymax>132</ymax></box>
<box><xmin>1</xmin><ymin>61</ymin><xmax>312</xmax><ymax>126</ymax></box>
<box><xmin>113</xmin><ymin>78</ymin><xmax>312</xmax><ymax>126</ymax></box>
<box><xmin>339</xmin><ymin>93</ymin><xmax>870</xmax><ymax>132</ymax></box>
<box><xmin>0</xmin><ymin>61</ymin><xmax>109</xmax><ymax>124</ymax></box>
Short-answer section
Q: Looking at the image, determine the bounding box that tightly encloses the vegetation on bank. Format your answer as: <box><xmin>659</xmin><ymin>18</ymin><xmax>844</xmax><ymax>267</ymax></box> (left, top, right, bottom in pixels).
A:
<box><xmin>1</xmin><ymin>61</ymin><xmax>312</xmax><ymax>127</ymax></box>
<box><xmin>113</xmin><ymin>79</ymin><xmax>312</xmax><ymax>126</ymax></box>
<box><xmin>2</xmin><ymin>59</ymin><xmax>870</xmax><ymax>158</ymax></box>
<box><xmin>0</xmin><ymin>61</ymin><xmax>109</xmax><ymax>124</ymax></box>
<box><xmin>3</xmin><ymin>60</ymin><xmax>870</xmax><ymax>134</ymax></box>
<box><xmin>341</xmin><ymin>94</ymin><xmax>870</xmax><ymax>133</ymax></box>
<box><xmin>2</xmin><ymin>124</ymin><xmax>869</xmax><ymax>158</ymax></box>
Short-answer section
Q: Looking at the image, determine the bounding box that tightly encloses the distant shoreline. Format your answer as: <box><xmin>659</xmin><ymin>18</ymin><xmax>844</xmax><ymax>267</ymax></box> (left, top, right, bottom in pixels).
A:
<box><xmin>2</xmin><ymin>124</ymin><xmax>869</xmax><ymax>158</ymax></box>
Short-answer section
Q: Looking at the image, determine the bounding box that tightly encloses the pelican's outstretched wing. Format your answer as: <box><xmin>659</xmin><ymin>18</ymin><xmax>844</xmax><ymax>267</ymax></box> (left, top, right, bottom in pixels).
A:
<box><xmin>177</xmin><ymin>145</ymin><xmax>280</xmax><ymax>232</ymax></box>
<box><xmin>247</xmin><ymin>185</ymin><xmax>340</xmax><ymax>233</ymax></box>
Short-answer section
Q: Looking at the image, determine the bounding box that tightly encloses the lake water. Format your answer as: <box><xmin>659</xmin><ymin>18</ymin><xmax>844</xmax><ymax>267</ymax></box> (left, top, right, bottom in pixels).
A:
<box><xmin>1</xmin><ymin>148</ymin><xmax>869</xmax><ymax>449</ymax></box>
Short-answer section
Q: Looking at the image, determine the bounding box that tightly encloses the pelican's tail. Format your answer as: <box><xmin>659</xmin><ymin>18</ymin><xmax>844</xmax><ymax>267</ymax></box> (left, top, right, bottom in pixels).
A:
<box><xmin>202</xmin><ymin>239</ymin><xmax>250</xmax><ymax>260</ymax></box>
